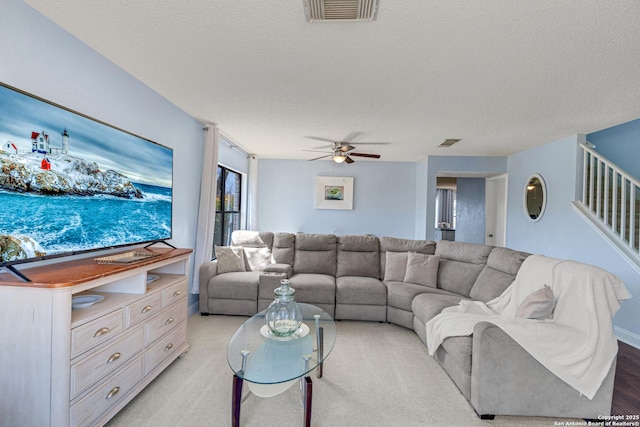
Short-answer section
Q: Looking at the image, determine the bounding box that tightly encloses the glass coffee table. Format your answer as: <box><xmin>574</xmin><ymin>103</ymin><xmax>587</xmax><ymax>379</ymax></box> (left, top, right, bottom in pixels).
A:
<box><xmin>227</xmin><ymin>303</ymin><xmax>336</xmax><ymax>427</ymax></box>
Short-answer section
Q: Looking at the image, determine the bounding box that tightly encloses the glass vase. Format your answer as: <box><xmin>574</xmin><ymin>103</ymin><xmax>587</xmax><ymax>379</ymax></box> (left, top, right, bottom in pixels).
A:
<box><xmin>265</xmin><ymin>279</ymin><xmax>303</xmax><ymax>337</ymax></box>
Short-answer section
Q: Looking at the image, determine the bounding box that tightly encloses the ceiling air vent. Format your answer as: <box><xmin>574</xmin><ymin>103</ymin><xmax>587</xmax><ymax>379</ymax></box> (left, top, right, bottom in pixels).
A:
<box><xmin>304</xmin><ymin>0</ymin><xmax>380</xmax><ymax>22</ymax></box>
<box><xmin>438</xmin><ymin>139</ymin><xmax>461</xmax><ymax>148</ymax></box>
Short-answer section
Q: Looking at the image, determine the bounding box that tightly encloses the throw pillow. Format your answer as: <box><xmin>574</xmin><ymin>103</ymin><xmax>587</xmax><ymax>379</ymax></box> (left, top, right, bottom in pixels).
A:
<box><xmin>515</xmin><ymin>285</ymin><xmax>556</xmax><ymax>320</ymax></box>
<box><xmin>243</xmin><ymin>247</ymin><xmax>275</xmax><ymax>271</ymax></box>
<box><xmin>384</xmin><ymin>251</ymin><xmax>408</xmax><ymax>282</ymax></box>
<box><xmin>231</xmin><ymin>230</ymin><xmax>264</xmax><ymax>246</ymax></box>
<box><xmin>215</xmin><ymin>246</ymin><xmax>246</xmax><ymax>274</ymax></box>
<box><xmin>403</xmin><ymin>252</ymin><xmax>440</xmax><ymax>288</ymax></box>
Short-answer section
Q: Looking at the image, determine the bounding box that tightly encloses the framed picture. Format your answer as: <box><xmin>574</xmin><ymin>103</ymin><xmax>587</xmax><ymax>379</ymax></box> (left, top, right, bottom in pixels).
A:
<box><xmin>315</xmin><ymin>176</ymin><xmax>354</xmax><ymax>210</ymax></box>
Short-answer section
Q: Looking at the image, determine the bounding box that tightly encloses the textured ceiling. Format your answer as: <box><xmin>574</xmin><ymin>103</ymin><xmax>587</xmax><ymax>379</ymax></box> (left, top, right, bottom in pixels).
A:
<box><xmin>23</xmin><ymin>0</ymin><xmax>640</xmax><ymax>162</ymax></box>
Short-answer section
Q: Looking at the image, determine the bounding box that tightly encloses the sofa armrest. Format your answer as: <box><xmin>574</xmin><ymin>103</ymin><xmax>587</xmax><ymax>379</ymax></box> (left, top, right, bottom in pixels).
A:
<box><xmin>470</xmin><ymin>322</ymin><xmax>615</xmax><ymax>419</ymax></box>
<box><xmin>263</xmin><ymin>263</ymin><xmax>293</xmax><ymax>278</ymax></box>
<box><xmin>198</xmin><ymin>260</ymin><xmax>218</xmax><ymax>314</ymax></box>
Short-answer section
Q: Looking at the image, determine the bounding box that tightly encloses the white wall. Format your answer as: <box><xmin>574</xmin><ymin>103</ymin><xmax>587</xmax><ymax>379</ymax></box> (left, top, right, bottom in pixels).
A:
<box><xmin>257</xmin><ymin>159</ymin><xmax>417</xmax><ymax>238</ymax></box>
<box><xmin>1</xmin><ymin>0</ymin><xmax>204</xmax><ymax>305</ymax></box>
<box><xmin>506</xmin><ymin>135</ymin><xmax>640</xmax><ymax>347</ymax></box>
<box><xmin>218</xmin><ymin>143</ymin><xmax>249</xmax><ymax>174</ymax></box>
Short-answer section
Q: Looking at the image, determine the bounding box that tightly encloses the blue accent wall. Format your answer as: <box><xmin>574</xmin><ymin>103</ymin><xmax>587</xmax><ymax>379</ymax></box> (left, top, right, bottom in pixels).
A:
<box><xmin>257</xmin><ymin>159</ymin><xmax>417</xmax><ymax>238</ymax></box>
<box><xmin>1</xmin><ymin>0</ymin><xmax>204</xmax><ymax>307</ymax></box>
<box><xmin>588</xmin><ymin>118</ymin><xmax>640</xmax><ymax>180</ymax></box>
<box><xmin>507</xmin><ymin>135</ymin><xmax>639</xmax><ymax>345</ymax></box>
<box><xmin>456</xmin><ymin>178</ymin><xmax>486</xmax><ymax>244</ymax></box>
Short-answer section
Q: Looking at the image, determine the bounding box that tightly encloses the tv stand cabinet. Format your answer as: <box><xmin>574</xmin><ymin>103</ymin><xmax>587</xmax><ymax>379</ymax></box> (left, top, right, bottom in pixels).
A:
<box><xmin>0</xmin><ymin>248</ymin><xmax>192</xmax><ymax>427</ymax></box>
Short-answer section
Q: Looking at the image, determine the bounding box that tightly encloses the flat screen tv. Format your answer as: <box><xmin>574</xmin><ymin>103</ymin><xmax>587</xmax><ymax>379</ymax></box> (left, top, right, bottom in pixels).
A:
<box><xmin>0</xmin><ymin>82</ymin><xmax>173</xmax><ymax>277</ymax></box>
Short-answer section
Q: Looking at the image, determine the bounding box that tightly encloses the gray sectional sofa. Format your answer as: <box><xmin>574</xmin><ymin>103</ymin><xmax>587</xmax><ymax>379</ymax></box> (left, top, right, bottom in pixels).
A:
<box><xmin>199</xmin><ymin>231</ymin><xmax>617</xmax><ymax>420</ymax></box>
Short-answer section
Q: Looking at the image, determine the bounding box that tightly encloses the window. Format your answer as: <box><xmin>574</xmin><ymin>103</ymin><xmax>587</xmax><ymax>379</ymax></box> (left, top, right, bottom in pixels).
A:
<box><xmin>214</xmin><ymin>166</ymin><xmax>242</xmax><ymax>248</ymax></box>
<box><xmin>435</xmin><ymin>188</ymin><xmax>456</xmax><ymax>229</ymax></box>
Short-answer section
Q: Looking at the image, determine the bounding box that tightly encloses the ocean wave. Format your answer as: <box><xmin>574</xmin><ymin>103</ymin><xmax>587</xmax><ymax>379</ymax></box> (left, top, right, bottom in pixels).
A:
<box><xmin>142</xmin><ymin>192</ymin><xmax>171</xmax><ymax>203</ymax></box>
<box><xmin>0</xmin><ymin>189</ymin><xmax>171</xmax><ymax>257</ymax></box>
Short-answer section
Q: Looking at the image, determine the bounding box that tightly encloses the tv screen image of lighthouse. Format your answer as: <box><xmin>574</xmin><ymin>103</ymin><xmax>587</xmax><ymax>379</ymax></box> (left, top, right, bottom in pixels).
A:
<box><xmin>0</xmin><ymin>83</ymin><xmax>173</xmax><ymax>264</ymax></box>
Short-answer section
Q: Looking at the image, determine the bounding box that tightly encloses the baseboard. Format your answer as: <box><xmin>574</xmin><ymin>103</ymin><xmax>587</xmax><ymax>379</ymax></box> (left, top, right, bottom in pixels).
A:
<box><xmin>188</xmin><ymin>301</ymin><xmax>200</xmax><ymax>317</ymax></box>
<box><xmin>615</xmin><ymin>326</ymin><xmax>640</xmax><ymax>349</ymax></box>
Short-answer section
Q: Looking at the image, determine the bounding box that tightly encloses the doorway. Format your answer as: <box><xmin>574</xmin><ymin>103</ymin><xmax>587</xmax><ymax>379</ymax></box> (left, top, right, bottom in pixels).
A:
<box><xmin>485</xmin><ymin>174</ymin><xmax>507</xmax><ymax>247</ymax></box>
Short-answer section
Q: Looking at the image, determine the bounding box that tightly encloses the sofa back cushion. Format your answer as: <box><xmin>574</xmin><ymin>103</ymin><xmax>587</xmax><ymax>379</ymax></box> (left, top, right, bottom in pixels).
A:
<box><xmin>336</xmin><ymin>235</ymin><xmax>380</xmax><ymax>278</ymax></box>
<box><xmin>435</xmin><ymin>240</ymin><xmax>492</xmax><ymax>297</ymax></box>
<box><xmin>379</xmin><ymin>236</ymin><xmax>436</xmax><ymax>279</ymax></box>
<box><xmin>272</xmin><ymin>232</ymin><xmax>295</xmax><ymax>265</ymax></box>
<box><xmin>293</xmin><ymin>233</ymin><xmax>337</xmax><ymax>276</ymax></box>
<box><xmin>470</xmin><ymin>247</ymin><xmax>530</xmax><ymax>302</ymax></box>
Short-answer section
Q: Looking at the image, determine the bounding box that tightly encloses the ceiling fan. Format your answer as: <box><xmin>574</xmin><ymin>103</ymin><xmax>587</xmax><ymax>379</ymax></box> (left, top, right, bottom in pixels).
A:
<box><xmin>304</xmin><ymin>132</ymin><xmax>389</xmax><ymax>164</ymax></box>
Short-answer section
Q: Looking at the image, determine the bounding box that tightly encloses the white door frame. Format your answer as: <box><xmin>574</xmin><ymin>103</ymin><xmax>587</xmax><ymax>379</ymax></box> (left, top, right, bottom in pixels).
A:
<box><xmin>485</xmin><ymin>174</ymin><xmax>508</xmax><ymax>247</ymax></box>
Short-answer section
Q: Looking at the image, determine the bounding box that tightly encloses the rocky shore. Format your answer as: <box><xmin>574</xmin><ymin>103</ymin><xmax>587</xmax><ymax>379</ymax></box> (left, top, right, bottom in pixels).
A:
<box><xmin>0</xmin><ymin>151</ymin><xmax>142</xmax><ymax>199</ymax></box>
<box><xmin>0</xmin><ymin>234</ymin><xmax>46</xmax><ymax>263</ymax></box>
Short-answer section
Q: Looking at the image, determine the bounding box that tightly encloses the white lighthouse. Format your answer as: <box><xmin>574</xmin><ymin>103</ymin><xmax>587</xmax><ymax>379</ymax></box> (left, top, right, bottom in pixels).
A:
<box><xmin>62</xmin><ymin>129</ymin><xmax>69</xmax><ymax>154</ymax></box>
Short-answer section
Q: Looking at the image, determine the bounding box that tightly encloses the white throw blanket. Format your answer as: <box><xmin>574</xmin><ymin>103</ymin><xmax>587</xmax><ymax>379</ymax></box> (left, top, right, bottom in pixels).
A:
<box><xmin>425</xmin><ymin>255</ymin><xmax>631</xmax><ymax>399</ymax></box>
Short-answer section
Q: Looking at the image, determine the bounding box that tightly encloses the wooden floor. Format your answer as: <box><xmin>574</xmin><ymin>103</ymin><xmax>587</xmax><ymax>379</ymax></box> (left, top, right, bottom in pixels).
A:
<box><xmin>611</xmin><ymin>341</ymin><xmax>640</xmax><ymax>415</ymax></box>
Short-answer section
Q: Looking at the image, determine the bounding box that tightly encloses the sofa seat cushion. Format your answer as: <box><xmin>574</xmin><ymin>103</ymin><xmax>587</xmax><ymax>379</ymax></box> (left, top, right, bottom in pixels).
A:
<box><xmin>289</xmin><ymin>273</ymin><xmax>336</xmax><ymax>304</ymax></box>
<box><xmin>336</xmin><ymin>276</ymin><xmax>387</xmax><ymax>305</ymax></box>
<box><xmin>208</xmin><ymin>271</ymin><xmax>260</xmax><ymax>300</ymax></box>
<box><xmin>386</xmin><ymin>282</ymin><xmax>460</xmax><ymax>311</ymax></box>
<box><xmin>411</xmin><ymin>292</ymin><xmax>467</xmax><ymax>324</ymax></box>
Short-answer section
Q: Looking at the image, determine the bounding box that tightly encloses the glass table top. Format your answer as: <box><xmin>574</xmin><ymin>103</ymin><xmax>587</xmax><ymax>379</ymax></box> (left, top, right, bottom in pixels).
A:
<box><xmin>227</xmin><ymin>303</ymin><xmax>336</xmax><ymax>384</ymax></box>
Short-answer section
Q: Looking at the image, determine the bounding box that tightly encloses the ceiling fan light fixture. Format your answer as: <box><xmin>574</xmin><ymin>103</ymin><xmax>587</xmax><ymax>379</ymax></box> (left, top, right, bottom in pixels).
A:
<box><xmin>333</xmin><ymin>153</ymin><xmax>347</xmax><ymax>163</ymax></box>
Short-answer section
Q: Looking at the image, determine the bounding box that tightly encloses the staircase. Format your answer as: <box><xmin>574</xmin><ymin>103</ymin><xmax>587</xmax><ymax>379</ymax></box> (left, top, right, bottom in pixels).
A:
<box><xmin>573</xmin><ymin>143</ymin><xmax>640</xmax><ymax>269</ymax></box>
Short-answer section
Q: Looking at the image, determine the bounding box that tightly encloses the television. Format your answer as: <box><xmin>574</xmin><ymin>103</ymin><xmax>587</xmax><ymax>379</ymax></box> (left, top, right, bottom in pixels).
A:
<box><xmin>0</xmin><ymin>82</ymin><xmax>173</xmax><ymax>278</ymax></box>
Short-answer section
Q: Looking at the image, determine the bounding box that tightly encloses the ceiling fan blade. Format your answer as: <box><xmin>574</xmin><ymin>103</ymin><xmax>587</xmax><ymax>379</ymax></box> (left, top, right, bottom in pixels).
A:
<box><xmin>308</xmin><ymin>154</ymin><xmax>331</xmax><ymax>161</ymax></box>
<box><xmin>350</xmin><ymin>152</ymin><xmax>381</xmax><ymax>159</ymax></box>
<box><xmin>345</xmin><ymin>156</ymin><xmax>355</xmax><ymax>164</ymax></box>
<box><xmin>342</xmin><ymin>131</ymin><xmax>362</xmax><ymax>143</ymax></box>
<box><xmin>348</xmin><ymin>142</ymin><xmax>391</xmax><ymax>145</ymax></box>
<box><xmin>305</xmin><ymin>136</ymin><xmax>337</xmax><ymax>143</ymax></box>
<box><xmin>339</xmin><ymin>143</ymin><xmax>356</xmax><ymax>152</ymax></box>
<box><xmin>303</xmin><ymin>149</ymin><xmax>332</xmax><ymax>153</ymax></box>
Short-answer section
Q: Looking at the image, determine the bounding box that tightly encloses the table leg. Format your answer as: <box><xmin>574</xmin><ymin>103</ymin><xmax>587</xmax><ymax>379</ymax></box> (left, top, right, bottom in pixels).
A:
<box><xmin>317</xmin><ymin>326</ymin><xmax>324</xmax><ymax>378</ymax></box>
<box><xmin>302</xmin><ymin>376</ymin><xmax>313</xmax><ymax>427</ymax></box>
<box><xmin>232</xmin><ymin>374</ymin><xmax>243</xmax><ymax>427</ymax></box>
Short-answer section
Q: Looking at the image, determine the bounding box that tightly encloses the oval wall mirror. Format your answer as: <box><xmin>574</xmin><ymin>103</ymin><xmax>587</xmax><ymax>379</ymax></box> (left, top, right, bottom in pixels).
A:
<box><xmin>524</xmin><ymin>174</ymin><xmax>547</xmax><ymax>222</ymax></box>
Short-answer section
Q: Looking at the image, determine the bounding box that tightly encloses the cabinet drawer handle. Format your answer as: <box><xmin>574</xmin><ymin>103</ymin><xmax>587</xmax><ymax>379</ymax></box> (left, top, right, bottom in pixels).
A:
<box><xmin>106</xmin><ymin>386</ymin><xmax>120</xmax><ymax>400</ymax></box>
<box><xmin>107</xmin><ymin>352</ymin><xmax>121</xmax><ymax>364</ymax></box>
<box><xmin>141</xmin><ymin>305</ymin><xmax>153</xmax><ymax>314</ymax></box>
<box><xmin>164</xmin><ymin>343</ymin><xmax>173</xmax><ymax>352</ymax></box>
<box><xmin>172</xmin><ymin>290</ymin><xmax>182</xmax><ymax>297</ymax></box>
<box><xmin>93</xmin><ymin>327</ymin><xmax>110</xmax><ymax>338</ymax></box>
<box><xmin>165</xmin><ymin>317</ymin><xmax>174</xmax><ymax>325</ymax></box>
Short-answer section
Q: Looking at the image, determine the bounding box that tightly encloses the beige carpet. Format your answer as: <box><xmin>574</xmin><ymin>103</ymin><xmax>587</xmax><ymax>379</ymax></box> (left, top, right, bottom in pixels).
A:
<box><xmin>106</xmin><ymin>314</ymin><xmax>574</xmax><ymax>427</ymax></box>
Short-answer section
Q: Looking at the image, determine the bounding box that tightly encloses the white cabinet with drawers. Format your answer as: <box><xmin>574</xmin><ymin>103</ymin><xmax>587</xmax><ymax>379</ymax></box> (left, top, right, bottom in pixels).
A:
<box><xmin>0</xmin><ymin>248</ymin><xmax>192</xmax><ymax>427</ymax></box>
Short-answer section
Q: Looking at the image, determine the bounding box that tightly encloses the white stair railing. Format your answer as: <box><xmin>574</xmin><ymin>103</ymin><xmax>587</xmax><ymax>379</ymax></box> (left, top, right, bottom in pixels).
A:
<box><xmin>577</xmin><ymin>143</ymin><xmax>640</xmax><ymax>257</ymax></box>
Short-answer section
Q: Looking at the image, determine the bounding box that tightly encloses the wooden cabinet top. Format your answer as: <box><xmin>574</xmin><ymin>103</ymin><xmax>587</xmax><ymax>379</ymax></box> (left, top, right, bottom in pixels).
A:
<box><xmin>0</xmin><ymin>248</ymin><xmax>192</xmax><ymax>288</ymax></box>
